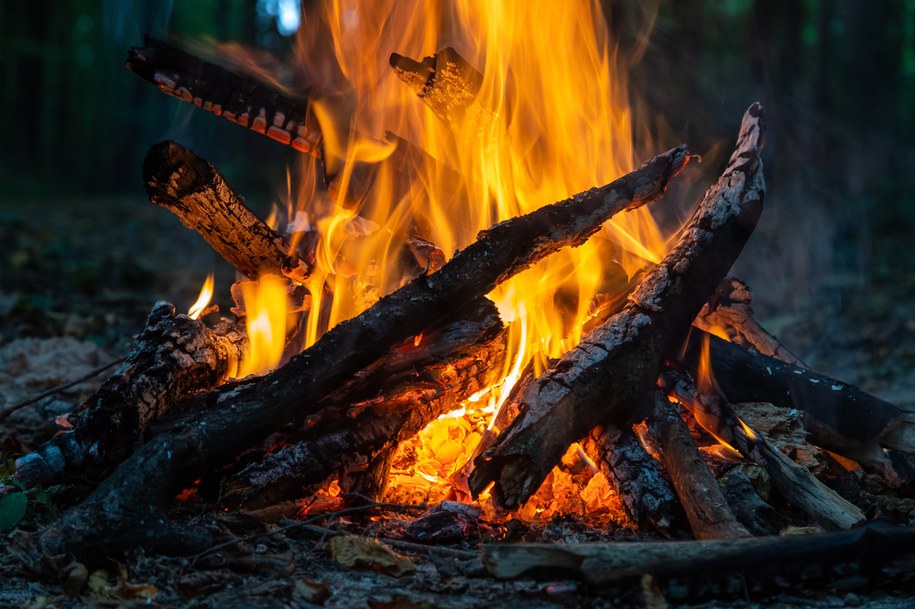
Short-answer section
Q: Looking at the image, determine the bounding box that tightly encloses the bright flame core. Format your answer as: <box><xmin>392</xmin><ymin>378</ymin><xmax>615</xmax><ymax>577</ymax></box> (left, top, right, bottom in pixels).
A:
<box><xmin>188</xmin><ymin>273</ymin><xmax>215</xmax><ymax>320</ymax></box>
<box><xmin>237</xmin><ymin>275</ymin><xmax>292</xmax><ymax>377</ymax></box>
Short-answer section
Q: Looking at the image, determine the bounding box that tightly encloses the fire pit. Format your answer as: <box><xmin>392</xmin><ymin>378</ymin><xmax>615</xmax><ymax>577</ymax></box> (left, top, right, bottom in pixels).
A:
<box><xmin>3</xmin><ymin>2</ymin><xmax>915</xmax><ymax>607</ymax></box>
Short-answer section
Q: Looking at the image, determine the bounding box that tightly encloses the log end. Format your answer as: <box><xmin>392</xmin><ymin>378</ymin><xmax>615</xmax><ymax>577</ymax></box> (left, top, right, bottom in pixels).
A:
<box><xmin>143</xmin><ymin>140</ymin><xmax>214</xmax><ymax>204</ymax></box>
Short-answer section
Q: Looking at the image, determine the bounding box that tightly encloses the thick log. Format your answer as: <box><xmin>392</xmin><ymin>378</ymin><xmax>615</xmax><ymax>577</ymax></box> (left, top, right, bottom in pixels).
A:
<box><xmin>482</xmin><ymin>520</ymin><xmax>915</xmax><ymax>592</ymax></box>
<box><xmin>222</xmin><ymin>297</ymin><xmax>507</xmax><ymax>508</ymax></box>
<box><xmin>581</xmin><ymin>424</ymin><xmax>684</xmax><ymax>536</ymax></box>
<box><xmin>648</xmin><ymin>392</ymin><xmax>750</xmax><ymax>539</ymax></box>
<box><xmin>682</xmin><ymin>329</ymin><xmax>914</xmax><ymax>484</ymax></box>
<box><xmin>694</xmin><ymin>277</ymin><xmax>805</xmax><ymax>366</ymax></box>
<box><xmin>126</xmin><ymin>36</ymin><xmax>323</xmax><ymax>156</ymax></box>
<box><xmin>40</xmin><ymin>145</ymin><xmax>689</xmax><ymax>559</ymax></box>
<box><xmin>144</xmin><ymin>141</ymin><xmax>313</xmax><ymax>285</ymax></box>
<box><xmin>662</xmin><ymin>370</ymin><xmax>865</xmax><ymax>530</ymax></box>
<box><xmin>469</xmin><ymin>103</ymin><xmax>764</xmax><ymax>509</ymax></box>
<box><xmin>14</xmin><ymin>302</ymin><xmax>247</xmax><ymax>489</ymax></box>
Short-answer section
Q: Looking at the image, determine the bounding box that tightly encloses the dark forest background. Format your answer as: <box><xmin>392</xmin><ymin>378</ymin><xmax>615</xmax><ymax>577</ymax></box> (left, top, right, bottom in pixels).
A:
<box><xmin>1</xmin><ymin>1</ymin><xmax>914</xmax><ymax>385</ymax></box>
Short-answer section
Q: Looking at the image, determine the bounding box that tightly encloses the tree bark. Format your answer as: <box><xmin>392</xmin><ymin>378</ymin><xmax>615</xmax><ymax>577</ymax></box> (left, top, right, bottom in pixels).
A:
<box><xmin>469</xmin><ymin>103</ymin><xmax>764</xmax><ymax>509</ymax></box>
<box><xmin>14</xmin><ymin>302</ymin><xmax>246</xmax><ymax>489</ymax></box>
<box><xmin>126</xmin><ymin>36</ymin><xmax>323</xmax><ymax>156</ymax></box>
<box><xmin>40</xmin><ymin>145</ymin><xmax>689</xmax><ymax>560</ymax></box>
<box><xmin>144</xmin><ymin>140</ymin><xmax>313</xmax><ymax>285</ymax></box>
<box><xmin>682</xmin><ymin>328</ymin><xmax>915</xmax><ymax>485</ymax></box>
<box><xmin>649</xmin><ymin>392</ymin><xmax>751</xmax><ymax>539</ymax></box>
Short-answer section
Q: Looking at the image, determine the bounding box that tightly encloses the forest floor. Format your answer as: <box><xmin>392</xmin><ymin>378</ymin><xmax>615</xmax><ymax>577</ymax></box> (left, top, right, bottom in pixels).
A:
<box><xmin>2</xmin><ymin>195</ymin><xmax>915</xmax><ymax>608</ymax></box>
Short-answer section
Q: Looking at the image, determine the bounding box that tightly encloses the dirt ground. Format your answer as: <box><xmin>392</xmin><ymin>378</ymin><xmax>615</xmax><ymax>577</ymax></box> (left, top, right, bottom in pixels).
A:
<box><xmin>2</xmin><ymin>194</ymin><xmax>915</xmax><ymax>608</ymax></box>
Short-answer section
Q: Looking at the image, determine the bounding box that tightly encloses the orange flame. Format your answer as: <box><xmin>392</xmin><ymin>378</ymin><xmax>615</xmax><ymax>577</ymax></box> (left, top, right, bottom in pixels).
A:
<box><xmin>236</xmin><ymin>275</ymin><xmax>292</xmax><ymax>377</ymax></box>
<box><xmin>188</xmin><ymin>273</ymin><xmax>215</xmax><ymax>320</ymax></box>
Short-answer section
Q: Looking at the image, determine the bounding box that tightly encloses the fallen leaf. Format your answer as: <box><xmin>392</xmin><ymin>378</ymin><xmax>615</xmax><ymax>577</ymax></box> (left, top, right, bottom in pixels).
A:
<box><xmin>294</xmin><ymin>578</ymin><xmax>331</xmax><ymax>604</ymax></box>
<box><xmin>87</xmin><ymin>567</ymin><xmax>158</xmax><ymax>601</ymax></box>
<box><xmin>0</xmin><ymin>490</ymin><xmax>27</xmax><ymax>530</ymax></box>
<box><xmin>327</xmin><ymin>535</ymin><xmax>416</xmax><ymax>576</ymax></box>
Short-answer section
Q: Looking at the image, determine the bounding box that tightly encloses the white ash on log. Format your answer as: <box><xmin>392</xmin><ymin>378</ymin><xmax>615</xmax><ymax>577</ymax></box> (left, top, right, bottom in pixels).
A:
<box><xmin>39</xmin><ymin>145</ymin><xmax>689</xmax><ymax>560</ymax></box>
<box><xmin>144</xmin><ymin>140</ymin><xmax>313</xmax><ymax>286</ymax></box>
<box><xmin>222</xmin><ymin>296</ymin><xmax>507</xmax><ymax>508</ymax></box>
<box><xmin>682</xmin><ymin>328</ymin><xmax>915</xmax><ymax>485</ymax></box>
<box><xmin>661</xmin><ymin>369</ymin><xmax>865</xmax><ymax>529</ymax></box>
<box><xmin>127</xmin><ymin>36</ymin><xmax>323</xmax><ymax>156</ymax></box>
<box><xmin>14</xmin><ymin>302</ymin><xmax>247</xmax><ymax>489</ymax></box>
<box><xmin>648</xmin><ymin>392</ymin><xmax>751</xmax><ymax>539</ymax></box>
<box><xmin>469</xmin><ymin>103</ymin><xmax>764</xmax><ymax>509</ymax></box>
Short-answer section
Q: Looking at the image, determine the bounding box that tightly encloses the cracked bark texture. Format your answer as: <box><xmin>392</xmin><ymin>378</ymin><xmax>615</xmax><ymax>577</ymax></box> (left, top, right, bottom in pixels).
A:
<box><xmin>144</xmin><ymin>140</ymin><xmax>313</xmax><ymax>285</ymax></box>
<box><xmin>40</xmin><ymin>145</ymin><xmax>688</xmax><ymax>560</ymax></box>
<box><xmin>14</xmin><ymin>302</ymin><xmax>247</xmax><ymax>489</ymax></box>
<box><xmin>469</xmin><ymin>103</ymin><xmax>765</xmax><ymax>509</ymax></box>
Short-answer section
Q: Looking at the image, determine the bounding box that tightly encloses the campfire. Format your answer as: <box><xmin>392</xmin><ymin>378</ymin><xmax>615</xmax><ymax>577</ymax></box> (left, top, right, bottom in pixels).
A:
<box><xmin>5</xmin><ymin>1</ymin><xmax>915</xmax><ymax>605</ymax></box>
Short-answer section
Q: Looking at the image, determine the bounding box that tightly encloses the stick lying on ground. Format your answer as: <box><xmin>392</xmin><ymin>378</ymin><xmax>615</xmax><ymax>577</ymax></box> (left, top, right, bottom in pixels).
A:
<box><xmin>483</xmin><ymin>520</ymin><xmax>915</xmax><ymax>592</ymax></box>
<box><xmin>14</xmin><ymin>302</ymin><xmax>247</xmax><ymax>489</ymax></box>
<box><xmin>144</xmin><ymin>141</ymin><xmax>313</xmax><ymax>285</ymax></box>
<box><xmin>222</xmin><ymin>297</ymin><xmax>507</xmax><ymax>508</ymax></box>
<box><xmin>682</xmin><ymin>328</ymin><xmax>915</xmax><ymax>485</ymax></box>
<box><xmin>127</xmin><ymin>36</ymin><xmax>323</xmax><ymax>156</ymax></box>
<box><xmin>39</xmin><ymin>144</ymin><xmax>690</xmax><ymax>560</ymax></box>
<box><xmin>469</xmin><ymin>103</ymin><xmax>764</xmax><ymax>509</ymax></box>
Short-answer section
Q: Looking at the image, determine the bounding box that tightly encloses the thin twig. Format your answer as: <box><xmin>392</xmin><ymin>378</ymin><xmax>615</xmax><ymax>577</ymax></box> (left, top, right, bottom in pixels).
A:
<box><xmin>189</xmin><ymin>499</ymin><xmax>427</xmax><ymax>564</ymax></box>
<box><xmin>292</xmin><ymin>523</ymin><xmax>480</xmax><ymax>560</ymax></box>
<box><xmin>0</xmin><ymin>356</ymin><xmax>125</xmax><ymax>423</ymax></box>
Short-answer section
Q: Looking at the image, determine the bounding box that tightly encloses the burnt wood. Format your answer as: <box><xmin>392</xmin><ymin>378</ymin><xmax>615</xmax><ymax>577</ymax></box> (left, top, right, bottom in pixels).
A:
<box><xmin>222</xmin><ymin>297</ymin><xmax>507</xmax><ymax>508</ymax></box>
<box><xmin>683</xmin><ymin>329</ymin><xmax>915</xmax><ymax>485</ymax></box>
<box><xmin>719</xmin><ymin>467</ymin><xmax>782</xmax><ymax>536</ymax></box>
<box><xmin>648</xmin><ymin>392</ymin><xmax>751</xmax><ymax>539</ymax></box>
<box><xmin>14</xmin><ymin>302</ymin><xmax>246</xmax><ymax>489</ymax></box>
<box><xmin>581</xmin><ymin>424</ymin><xmax>685</xmax><ymax>536</ymax></box>
<box><xmin>127</xmin><ymin>36</ymin><xmax>323</xmax><ymax>156</ymax></box>
<box><xmin>39</xmin><ymin>145</ymin><xmax>689</xmax><ymax>559</ymax></box>
<box><xmin>662</xmin><ymin>369</ymin><xmax>865</xmax><ymax>529</ymax></box>
<box><xmin>144</xmin><ymin>141</ymin><xmax>313</xmax><ymax>285</ymax></box>
<box><xmin>469</xmin><ymin>103</ymin><xmax>764</xmax><ymax>509</ymax></box>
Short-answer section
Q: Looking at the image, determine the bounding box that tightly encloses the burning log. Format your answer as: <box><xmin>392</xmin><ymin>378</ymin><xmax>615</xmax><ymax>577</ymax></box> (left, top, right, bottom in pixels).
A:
<box><xmin>581</xmin><ymin>424</ymin><xmax>684</xmax><ymax>536</ymax></box>
<box><xmin>222</xmin><ymin>296</ymin><xmax>507</xmax><ymax>508</ymax></box>
<box><xmin>389</xmin><ymin>47</ymin><xmax>492</xmax><ymax>129</ymax></box>
<box><xmin>143</xmin><ymin>141</ymin><xmax>313</xmax><ymax>285</ymax></box>
<box><xmin>40</xmin><ymin>145</ymin><xmax>690</xmax><ymax>559</ymax></box>
<box><xmin>683</xmin><ymin>329</ymin><xmax>915</xmax><ymax>485</ymax></box>
<box><xmin>14</xmin><ymin>302</ymin><xmax>247</xmax><ymax>489</ymax></box>
<box><xmin>126</xmin><ymin>36</ymin><xmax>323</xmax><ymax>156</ymax></box>
<box><xmin>662</xmin><ymin>370</ymin><xmax>865</xmax><ymax>530</ymax></box>
<box><xmin>482</xmin><ymin>520</ymin><xmax>915</xmax><ymax>592</ymax></box>
<box><xmin>648</xmin><ymin>392</ymin><xmax>751</xmax><ymax>539</ymax></box>
<box><xmin>694</xmin><ymin>277</ymin><xmax>805</xmax><ymax>366</ymax></box>
<box><xmin>469</xmin><ymin>103</ymin><xmax>764</xmax><ymax>509</ymax></box>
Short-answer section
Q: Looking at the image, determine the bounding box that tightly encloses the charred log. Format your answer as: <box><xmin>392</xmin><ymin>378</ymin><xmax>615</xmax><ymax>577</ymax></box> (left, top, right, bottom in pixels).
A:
<box><xmin>144</xmin><ymin>141</ymin><xmax>313</xmax><ymax>285</ymax></box>
<box><xmin>14</xmin><ymin>302</ymin><xmax>246</xmax><ymax>489</ymax></box>
<box><xmin>40</xmin><ymin>145</ymin><xmax>689</xmax><ymax>559</ymax></box>
<box><xmin>719</xmin><ymin>467</ymin><xmax>782</xmax><ymax>536</ymax></box>
<box><xmin>222</xmin><ymin>296</ymin><xmax>507</xmax><ymax>508</ymax></box>
<box><xmin>126</xmin><ymin>36</ymin><xmax>322</xmax><ymax>156</ymax></box>
<box><xmin>682</xmin><ymin>329</ymin><xmax>915</xmax><ymax>485</ymax></box>
<box><xmin>694</xmin><ymin>277</ymin><xmax>805</xmax><ymax>366</ymax></box>
<box><xmin>581</xmin><ymin>424</ymin><xmax>684</xmax><ymax>536</ymax></box>
<box><xmin>648</xmin><ymin>392</ymin><xmax>751</xmax><ymax>539</ymax></box>
<box><xmin>469</xmin><ymin>103</ymin><xmax>764</xmax><ymax>509</ymax></box>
